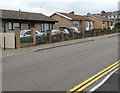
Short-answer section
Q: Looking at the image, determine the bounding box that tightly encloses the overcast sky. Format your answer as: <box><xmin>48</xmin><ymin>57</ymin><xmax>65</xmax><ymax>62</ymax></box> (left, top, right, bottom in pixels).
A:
<box><xmin>0</xmin><ymin>0</ymin><xmax>120</xmax><ymax>16</ymax></box>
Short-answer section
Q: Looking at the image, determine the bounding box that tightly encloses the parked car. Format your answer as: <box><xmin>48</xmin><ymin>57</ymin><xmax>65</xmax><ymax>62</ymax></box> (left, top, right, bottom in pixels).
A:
<box><xmin>20</xmin><ymin>30</ymin><xmax>43</xmax><ymax>38</ymax></box>
<box><xmin>59</xmin><ymin>26</ymin><xmax>81</xmax><ymax>33</ymax></box>
<box><xmin>51</xmin><ymin>29</ymin><xmax>60</xmax><ymax>35</ymax></box>
<box><xmin>51</xmin><ymin>29</ymin><xmax>70</xmax><ymax>35</ymax></box>
<box><xmin>39</xmin><ymin>29</ymin><xmax>70</xmax><ymax>37</ymax></box>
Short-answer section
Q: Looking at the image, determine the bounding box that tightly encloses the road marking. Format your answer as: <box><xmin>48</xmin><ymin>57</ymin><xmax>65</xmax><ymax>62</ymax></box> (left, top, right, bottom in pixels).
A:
<box><xmin>67</xmin><ymin>60</ymin><xmax>120</xmax><ymax>93</ymax></box>
<box><xmin>87</xmin><ymin>68</ymin><xmax>118</xmax><ymax>93</ymax></box>
<box><xmin>75</xmin><ymin>63</ymin><xmax>119</xmax><ymax>93</ymax></box>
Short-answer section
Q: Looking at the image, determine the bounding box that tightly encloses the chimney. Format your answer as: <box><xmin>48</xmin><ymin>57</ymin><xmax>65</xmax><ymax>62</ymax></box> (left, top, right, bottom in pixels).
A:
<box><xmin>69</xmin><ymin>11</ymin><xmax>74</xmax><ymax>14</ymax></box>
<box><xmin>101</xmin><ymin>11</ymin><xmax>106</xmax><ymax>14</ymax></box>
<box><xmin>87</xmin><ymin>13</ymin><xmax>91</xmax><ymax>16</ymax></box>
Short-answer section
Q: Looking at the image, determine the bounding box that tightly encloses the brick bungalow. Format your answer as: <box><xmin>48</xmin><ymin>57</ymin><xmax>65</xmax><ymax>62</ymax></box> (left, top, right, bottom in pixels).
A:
<box><xmin>0</xmin><ymin>9</ymin><xmax>57</xmax><ymax>33</ymax></box>
<box><xmin>50</xmin><ymin>12</ymin><xmax>94</xmax><ymax>31</ymax></box>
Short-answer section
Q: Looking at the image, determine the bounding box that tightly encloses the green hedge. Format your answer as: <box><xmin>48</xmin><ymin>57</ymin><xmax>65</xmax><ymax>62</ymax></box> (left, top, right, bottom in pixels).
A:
<box><xmin>117</xmin><ymin>29</ymin><xmax>120</xmax><ymax>32</ymax></box>
<box><xmin>36</xmin><ymin>36</ymin><xmax>48</xmax><ymax>42</ymax></box>
<box><xmin>52</xmin><ymin>35</ymin><xmax>61</xmax><ymax>40</ymax></box>
<box><xmin>20</xmin><ymin>37</ymin><xmax>33</xmax><ymax>43</ymax></box>
<box><xmin>84</xmin><ymin>30</ymin><xmax>94</xmax><ymax>37</ymax></box>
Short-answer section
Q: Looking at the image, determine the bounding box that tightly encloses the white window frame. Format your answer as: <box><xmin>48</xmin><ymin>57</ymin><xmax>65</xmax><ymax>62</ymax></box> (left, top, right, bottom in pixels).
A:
<box><xmin>41</xmin><ymin>23</ymin><xmax>53</xmax><ymax>32</ymax></box>
<box><xmin>73</xmin><ymin>21</ymin><xmax>79</xmax><ymax>28</ymax></box>
<box><xmin>8</xmin><ymin>22</ymin><xmax>12</xmax><ymax>30</ymax></box>
<box><xmin>13</xmin><ymin>23</ymin><xmax>20</xmax><ymax>29</ymax></box>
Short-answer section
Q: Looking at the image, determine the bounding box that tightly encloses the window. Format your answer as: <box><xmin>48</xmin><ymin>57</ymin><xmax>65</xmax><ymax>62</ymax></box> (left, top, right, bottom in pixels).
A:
<box><xmin>89</xmin><ymin>22</ymin><xmax>93</xmax><ymax>29</ymax></box>
<box><xmin>111</xmin><ymin>16</ymin><xmax>114</xmax><ymax>18</ymax></box>
<box><xmin>7</xmin><ymin>22</ymin><xmax>12</xmax><ymax>30</ymax></box>
<box><xmin>86</xmin><ymin>21</ymin><xmax>89</xmax><ymax>27</ymax></box>
<box><xmin>73</xmin><ymin>21</ymin><xmax>79</xmax><ymax>28</ymax></box>
<box><xmin>49</xmin><ymin>24</ymin><xmax>52</xmax><ymax>30</ymax></box>
<box><xmin>6</xmin><ymin>22</ymin><xmax>20</xmax><ymax>31</ymax></box>
<box><xmin>13</xmin><ymin>23</ymin><xmax>20</xmax><ymax>29</ymax></box>
<box><xmin>41</xmin><ymin>23</ymin><xmax>53</xmax><ymax>32</ymax></box>
<box><xmin>111</xmin><ymin>22</ymin><xmax>113</xmax><ymax>26</ymax></box>
<box><xmin>102</xmin><ymin>21</ymin><xmax>105</xmax><ymax>25</ymax></box>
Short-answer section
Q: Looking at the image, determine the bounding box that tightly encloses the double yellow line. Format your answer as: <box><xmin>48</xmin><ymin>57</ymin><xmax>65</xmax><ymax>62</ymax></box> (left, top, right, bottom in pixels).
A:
<box><xmin>67</xmin><ymin>60</ymin><xmax>120</xmax><ymax>93</ymax></box>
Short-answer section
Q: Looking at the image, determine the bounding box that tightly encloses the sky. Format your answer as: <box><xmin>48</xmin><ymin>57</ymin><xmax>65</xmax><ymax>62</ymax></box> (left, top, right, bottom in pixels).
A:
<box><xmin>0</xmin><ymin>0</ymin><xmax>120</xmax><ymax>16</ymax></box>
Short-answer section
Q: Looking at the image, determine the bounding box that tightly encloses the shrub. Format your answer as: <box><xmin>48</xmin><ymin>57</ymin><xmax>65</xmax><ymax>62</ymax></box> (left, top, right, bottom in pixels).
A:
<box><xmin>115</xmin><ymin>23</ymin><xmax>120</xmax><ymax>29</ymax></box>
<box><xmin>117</xmin><ymin>29</ymin><xmax>120</xmax><ymax>32</ymax></box>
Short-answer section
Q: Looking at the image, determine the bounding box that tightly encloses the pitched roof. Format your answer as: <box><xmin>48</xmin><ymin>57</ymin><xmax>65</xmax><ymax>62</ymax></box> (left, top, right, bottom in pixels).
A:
<box><xmin>0</xmin><ymin>9</ymin><xmax>57</xmax><ymax>22</ymax></box>
<box><xmin>88</xmin><ymin>14</ymin><xmax>112</xmax><ymax>21</ymax></box>
<box><xmin>107</xmin><ymin>11</ymin><xmax>119</xmax><ymax>16</ymax></box>
<box><xmin>52</xmin><ymin>12</ymin><xmax>93</xmax><ymax>21</ymax></box>
<box><xmin>97</xmin><ymin>12</ymin><xmax>111</xmax><ymax>17</ymax></box>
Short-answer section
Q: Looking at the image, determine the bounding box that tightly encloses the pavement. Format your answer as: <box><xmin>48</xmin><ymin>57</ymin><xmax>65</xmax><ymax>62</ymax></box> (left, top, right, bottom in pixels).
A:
<box><xmin>2</xmin><ymin>33</ymin><xmax>119</xmax><ymax>57</ymax></box>
<box><xmin>2</xmin><ymin>33</ymin><xmax>118</xmax><ymax>91</ymax></box>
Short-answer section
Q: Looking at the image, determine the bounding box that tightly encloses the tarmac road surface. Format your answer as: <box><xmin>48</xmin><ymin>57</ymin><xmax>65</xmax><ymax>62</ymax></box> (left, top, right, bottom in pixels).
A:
<box><xmin>2</xmin><ymin>35</ymin><xmax>118</xmax><ymax>91</ymax></box>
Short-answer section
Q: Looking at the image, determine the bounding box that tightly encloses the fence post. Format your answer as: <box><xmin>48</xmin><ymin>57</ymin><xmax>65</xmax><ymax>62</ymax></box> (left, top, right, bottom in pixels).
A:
<box><xmin>14</xmin><ymin>27</ymin><xmax>20</xmax><ymax>49</ymax></box>
<box><xmin>94</xmin><ymin>29</ymin><xmax>96</xmax><ymax>37</ymax></box>
<box><xmin>31</xmin><ymin>27</ymin><xmax>36</xmax><ymax>45</ymax></box>
<box><xmin>71</xmin><ymin>31</ymin><xmax>74</xmax><ymax>40</ymax></box>
<box><xmin>104</xmin><ymin>28</ymin><xmax>107</xmax><ymax>35</ymax></box>
<box><xmin>115</xmin><ymin>28</ymin><xmax>117</xmax><ymax>33</ymax></box>
<box><xmin>82</xmin><ymin>30</ymin><xmax>85</xmax><ymax>38</ymax></box>
<box><xmin>99</xmin><ymin>29</ymin><xmax>101</xmax><ymax>36</ymax></box>
<box><xmin>3</xmin><ymin>37</ymin><xmax>6</xmax><ymax>51</ymax></box>
<box><xmin>60</xmin><ymin>30</ymin><xmax>64</xmax><ymax>41</ymax></box>
<box><xmin>47</xmin><ymin>31</ymin><xmax>52</xmax><ymax>43</ymax></box>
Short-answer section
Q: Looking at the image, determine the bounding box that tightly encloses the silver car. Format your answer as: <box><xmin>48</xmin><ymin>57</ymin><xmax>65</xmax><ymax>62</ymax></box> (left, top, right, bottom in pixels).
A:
<box><xmin>20</xmin><ymin>30</ymin><xmax>43</xmax><ymax>38</ymax></box>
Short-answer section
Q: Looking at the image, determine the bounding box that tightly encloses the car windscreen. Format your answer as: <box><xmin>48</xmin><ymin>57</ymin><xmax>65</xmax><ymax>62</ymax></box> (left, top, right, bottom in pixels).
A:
<box><xmin>64</xmin><ymin>29</ymin><xmax>69</xmax><ymax>33</ymax></box>
<box><xmin>70</xmin><ymin>27</ymin><xmax>79</xmax><ymax>31</ymax></box>
<box><xmin>51</xmin><ymin>30</ymin><xmax>60</xmax><ymax>33</ymax></box>
<box><xmin>20</xmin><ymin>30</ymin><xmax>26</xmax><ymax>35</ymax></box>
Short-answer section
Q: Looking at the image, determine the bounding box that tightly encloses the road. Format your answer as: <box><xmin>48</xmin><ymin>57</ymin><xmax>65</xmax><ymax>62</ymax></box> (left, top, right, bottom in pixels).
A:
<box><xmin>2</xmin><ymin>36</ymin><xmax>118</xmax><ymax>91</ymax></box>
<box><xmin>95</xmin><ymin>69</ymin><xmax>119</xmax><ymax>92</ymax></box>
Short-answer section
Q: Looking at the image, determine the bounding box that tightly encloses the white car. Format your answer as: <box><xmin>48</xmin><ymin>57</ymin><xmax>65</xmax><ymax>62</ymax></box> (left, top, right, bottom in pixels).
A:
<box><xmin>20</xmin><ymin>30</ymin><xmax>43</xmax><ymax>38</ymax></box>
<box><xmin>51</xmin><ymin>29</ymin><xmax>70</xmax><ymax>35</ymax></box>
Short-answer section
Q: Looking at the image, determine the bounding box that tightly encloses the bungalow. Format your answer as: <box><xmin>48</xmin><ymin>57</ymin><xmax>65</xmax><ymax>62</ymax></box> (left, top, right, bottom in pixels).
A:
<box><xmin>50</xmin><ymin>12</ymin><xmax>94</xmax><ymax>31</ymax></box>
<box><xmin>0</xmin><ymin>9</ymin><xmax>57</xmax><ymax>33</ymax></box>
<box><xmin>87</xmin><ymin>13</ymin><xmax>114</xmax><ymax>29</ymax></box>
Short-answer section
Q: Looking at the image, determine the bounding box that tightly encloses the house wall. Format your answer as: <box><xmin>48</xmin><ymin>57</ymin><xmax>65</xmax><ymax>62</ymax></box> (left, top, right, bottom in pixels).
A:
<box><xmin>103</xmin><ymin>21</ymin><xmax>114</xmax><ymax>29</ymax></box>
<box><xmin>51</xmin><ymin>14</ymin><xmax>72</xmax><ymax>29</ymax></box>
<box><xmin>102</xmin><ymin>21</ymin><xmax>107</xmax><ymax>29</ymax></box>
<box><xmin>87</xmin><ymin>16</ymin><xmax>102</xmax><ymax>29</ymax></box>
<box><xmin>79</xmin><ymin>21</ymin><xmax>82</xmax><ymax>30</ymax></box>
<box><xmin>2</xmin><ymin>20</ymin><xmax>55</xmax><ymax>32</ymax></box>
<box><xmin>51</xmin><ymin>14</ymin><xmax>91</xmax><ymax>31</ymax></box>
<box><xmin>21</xmin><ymin>23</ymin><xmax>29</xmax><ymax>30</ymax></box>
<box><xmin>35</xmin><ymin>24</ymin><xmax>42</xmax><ymax>31</ymax></box>
<box><xmin>2</xmin><ymin>21</ymin><xmax>4</xmax><ymax>32</ymax></box>
<box><xmin>87</xmin><ymin>16</ymin><xmax>114</xmax><ymax>29</ymax></box>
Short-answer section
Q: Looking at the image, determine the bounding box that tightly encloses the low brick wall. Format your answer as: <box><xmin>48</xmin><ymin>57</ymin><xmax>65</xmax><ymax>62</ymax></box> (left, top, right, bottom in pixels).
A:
<box><xmin>20</xmin><ymin>43</ymin><xmax>34</xmax><ymax>48</ymax></box>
